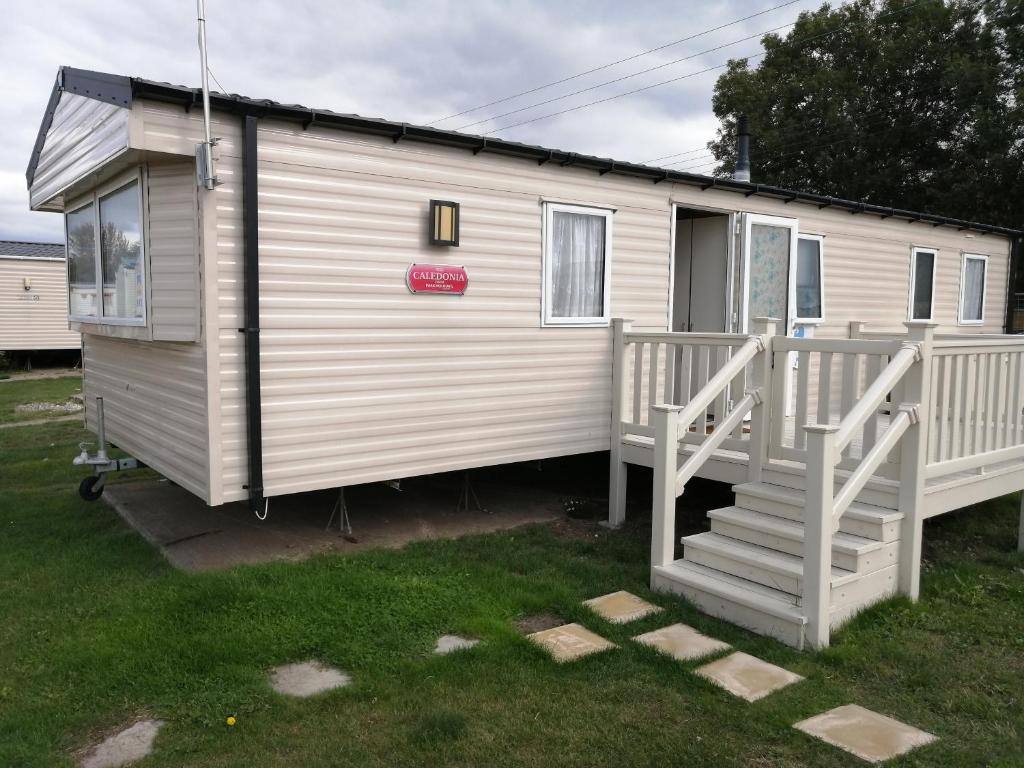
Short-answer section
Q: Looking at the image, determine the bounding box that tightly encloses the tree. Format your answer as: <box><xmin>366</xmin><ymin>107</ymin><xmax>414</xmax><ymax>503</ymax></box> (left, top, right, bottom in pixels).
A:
<box><xmin>707</xmin><ymin>0</ymin><xmax>1022</xmax><ymax>234</ymax></box>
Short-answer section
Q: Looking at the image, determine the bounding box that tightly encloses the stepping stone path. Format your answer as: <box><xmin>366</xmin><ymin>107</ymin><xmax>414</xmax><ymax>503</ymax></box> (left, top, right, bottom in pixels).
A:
<box><xmin>434</xmin><ymin>634</ymin><xmax>479</xmax><ymax>654</ymax></box>
<box><xmin>80</xmin><ymin>719</ymin><xmax>164</xmax><ymax>768</ymax></box>
<box><xmin>633</xmin><ymin>622</ymin><xmax>731</xmax><ymax>661</ymax></box>
<box><xmin>795</xmin><ymin>704</ymin><xmax>938</xmax><ymax>763</ymax></box>
<box><xmin>695</xmin><ymin>651</ymin><xmax>804</xmax><ymax>702</ymax></box>
<box><xmin>584</xmin><ymin>590</ymin><xmax>663</xmax><ymax>624</ymax></box>
<box><xmin>269</xmin><ymin>660</ymin><xmax>351</xmax><ymax>698</ymax></box>
<box><xmin>527</xmin><ymin>622</ymin><xmax>616</xmax><ymax>662</ymax></box>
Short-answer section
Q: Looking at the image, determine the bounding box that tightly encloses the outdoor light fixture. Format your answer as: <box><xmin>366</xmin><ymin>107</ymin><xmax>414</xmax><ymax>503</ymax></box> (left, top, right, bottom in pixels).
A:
<box><xmin>429</xmin><ymin>200</ymin><xmax>460</xmax><ymax>246</ymax></box>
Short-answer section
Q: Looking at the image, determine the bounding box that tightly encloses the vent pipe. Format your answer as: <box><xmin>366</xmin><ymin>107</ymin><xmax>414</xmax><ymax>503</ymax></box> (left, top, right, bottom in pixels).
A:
<box><xmin>733</xmin><ymin>114</ymin><xmax>751</xmax><ymax>183</ymax></box>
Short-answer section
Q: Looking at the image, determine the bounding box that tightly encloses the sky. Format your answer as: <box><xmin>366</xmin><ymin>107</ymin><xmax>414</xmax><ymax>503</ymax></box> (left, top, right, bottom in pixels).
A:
<box><xmin>0</xmin><ymin>0</ymin><xmax>821</xmax><ymax>243</ymax></box>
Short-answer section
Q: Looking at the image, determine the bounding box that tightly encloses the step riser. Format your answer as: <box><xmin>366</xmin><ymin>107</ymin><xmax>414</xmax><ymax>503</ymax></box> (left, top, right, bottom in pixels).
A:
<box><xmin>708</xmin><ymin>518</ymin><xmax>898</xmax><ymax>573</ymax></box>
<box><xmin>762</xmin><ymin>469</ymin><xmax>897</xmax><ymax>508</ymax></box>
<box><xmin>652</xmin><ymin>568</ymin><xmax>805</xmax><ymax>650</ymax></box>
<box><xmin>830</xmin><ymin>581</ymin><xmax>899</xmax><ymax>630</ymax></box>
<box><xmin>733</xmin><ymin>492</ymin><xmax>901</xmax><ymax>542</ymax></box>
<box><xmin>828</xmin><ymin>564</ymin><xmax>898</xmax><ymax>612</ymax></box>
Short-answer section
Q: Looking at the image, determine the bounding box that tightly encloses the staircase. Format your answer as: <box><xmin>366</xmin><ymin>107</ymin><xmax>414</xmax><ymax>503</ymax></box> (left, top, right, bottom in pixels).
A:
<box><xmin>653</xmin><ymin>477</ymin><xmax>903</xmax><ymax>650</ymax></box>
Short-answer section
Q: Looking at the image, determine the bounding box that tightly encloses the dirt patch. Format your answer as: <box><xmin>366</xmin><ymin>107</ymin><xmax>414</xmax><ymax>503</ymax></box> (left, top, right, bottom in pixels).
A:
<box><xmin>547</xmin><ymin>517</ymin><xmax>604</xmax><ymax>542</ymax></box>
<box><xmin>514</xmin><ymin>611</ymin><xmax>564</xmax><ymax>635</ymax></box>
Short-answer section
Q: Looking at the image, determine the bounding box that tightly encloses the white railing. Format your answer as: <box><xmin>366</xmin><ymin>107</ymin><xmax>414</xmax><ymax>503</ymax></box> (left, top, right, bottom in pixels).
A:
<box><xmin>926</xmin><ymin>340</ymin><xmax>1024</xmax><ymax>478</ymax></box>
<box><xmin>800</xmin><ymin>322</ymin><xmax>934</xmax><ymax>649</ymax></box>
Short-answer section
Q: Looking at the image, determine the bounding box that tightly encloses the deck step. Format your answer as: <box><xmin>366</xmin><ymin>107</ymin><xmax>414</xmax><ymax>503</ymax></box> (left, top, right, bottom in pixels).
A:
<box><xmin>651</xmin><ymin>559</ymin><xmax>808</xmax><ymax>649</ymax></box>
<box><xmin>682</xmin><ymin>531</ymin><xmax>857</xmax><ymax>597</ymax></box>
<box><xmin>761</xmin><ymin>464</ymin><xmax>899</xmax><ymax>508</ymax></box>
<box><xmin>733</xmin><ymin>482</ymin><xmax>903</xmax><ymax>542</ymax></box>
<box><xmin>707</xmin><ymin>506</ymin><xmax>898</xmax><ymax>573</ymax></box>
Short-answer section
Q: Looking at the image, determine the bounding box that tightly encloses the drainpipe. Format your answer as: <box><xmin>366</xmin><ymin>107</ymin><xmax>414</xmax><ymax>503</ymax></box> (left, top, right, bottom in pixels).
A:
<box><xmin>241</xmin><ymin>114</ymin><xmax>264</xmax><ymax>516</ymax></box>
<box><xmin>733</xmin><ymin>114</ymin><xmax>751</xmax><ymax>183</ymax></box>
<box><xmin>1005</xmin><ymin>235</ymin><xmax>1021</xmax><ymax>334</ymax></box>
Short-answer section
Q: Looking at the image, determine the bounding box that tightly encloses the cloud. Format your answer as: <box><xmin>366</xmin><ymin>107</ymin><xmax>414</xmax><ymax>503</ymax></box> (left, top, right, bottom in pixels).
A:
<box><xmin>0</xmin><ymin>0</ymin><xmax>802</xmax><ymax>241</ymax></box>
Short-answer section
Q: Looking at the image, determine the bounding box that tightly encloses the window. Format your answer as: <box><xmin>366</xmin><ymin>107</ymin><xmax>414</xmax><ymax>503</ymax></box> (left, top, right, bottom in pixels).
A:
<box><xmin>909</xmin><ymin>247</ymin><xmax>936</xmax><ymax>321</ymax></box>
<box><xmin>64</xmin><ymin>174</ymin><xmax>145</xmax><ymax>324</ymax></box>
<box><xmin>959</xmin><ymin>253</ymin><xmax>987</xmax><ymax>325</ymax></box>
<box><xmin>542</xmin><ymin>203</ymin><xmax>612</xmax><ymax>325</ymax></box>
<box><xmin>795</xmin><ymin>234</ymin><xmax>824</xmax><ymax>321</ymax></box>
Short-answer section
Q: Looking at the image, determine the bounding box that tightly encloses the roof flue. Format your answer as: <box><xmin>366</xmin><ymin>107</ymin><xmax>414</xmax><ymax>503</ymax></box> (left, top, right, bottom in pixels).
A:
<box><xmin>733</xmin><ymin>114</ymin><xmax>751</xmax><ymax>183</ymax></box>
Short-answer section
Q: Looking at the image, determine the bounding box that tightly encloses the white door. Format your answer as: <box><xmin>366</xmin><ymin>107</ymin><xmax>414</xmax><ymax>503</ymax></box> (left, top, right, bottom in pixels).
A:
<box><xmin>741</xmin><ymin>213</ymin><xmax>799</xmax><ymax>413</ymax></box>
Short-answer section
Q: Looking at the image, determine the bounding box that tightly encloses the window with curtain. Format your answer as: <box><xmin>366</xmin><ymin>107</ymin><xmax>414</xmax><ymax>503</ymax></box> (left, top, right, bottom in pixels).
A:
<box><xmin>795</xmin><ymin>235</ymin><xmax>824</xmax><ymax>321</ymax></box>
<box><xmin>959</xmin><ymin>254</ymin><xmax>987</xmax><ymax>324</ymax></box>
<box><xmin>910</xmin><ymin>248</ymin><xmax>936</xmax><ymax>320</ymax></box>
<box><xmin>544</xmin><ymin>203</ymin><xmax>611</xmax><ymax>324</ymax></box>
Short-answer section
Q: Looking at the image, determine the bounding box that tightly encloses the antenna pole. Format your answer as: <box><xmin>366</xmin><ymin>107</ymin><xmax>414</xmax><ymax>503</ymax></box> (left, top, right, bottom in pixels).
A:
<box><xmin>197</xmin><ymin>0</ymin><xmax>216</xmax><ymax>189</ymax></box>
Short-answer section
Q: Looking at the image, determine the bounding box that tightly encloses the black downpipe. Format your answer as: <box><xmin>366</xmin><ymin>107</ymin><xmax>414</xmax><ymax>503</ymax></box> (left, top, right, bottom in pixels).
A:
<box><xmin>1007</xmin><ymin>236</ymin><xmax>1022</xmax><ymax>334</ymax></box>
<box><xmin>242</xmin><ymin>115</ymin><xmax>264</xmax><ymax>514</ymax></box>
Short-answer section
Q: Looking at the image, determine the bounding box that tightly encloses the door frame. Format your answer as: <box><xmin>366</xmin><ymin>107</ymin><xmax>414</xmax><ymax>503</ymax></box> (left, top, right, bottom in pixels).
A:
<box><xmin>668</xmin><ymin>202</ymin><xmax>736</xmax><ymax>333</ymax></box>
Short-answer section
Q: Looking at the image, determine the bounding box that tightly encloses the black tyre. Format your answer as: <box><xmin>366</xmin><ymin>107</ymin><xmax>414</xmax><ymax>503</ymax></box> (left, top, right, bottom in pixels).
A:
<box><xmin>78</xmin><ymin>476</ymin><xmax>104</xmax><ymax>502</ymax></box>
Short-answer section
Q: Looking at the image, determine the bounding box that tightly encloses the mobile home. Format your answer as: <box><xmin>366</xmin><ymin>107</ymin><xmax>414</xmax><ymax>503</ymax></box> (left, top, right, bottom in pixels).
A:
<box><xmin>0</xmin><ymin>240</ymin><xmax>80</xmax><ymax>352</ymax></box>
<box><xmin>28</xmin><ymin>67</ymin><xmax>1024</xmax><ymax>648</ymax></box>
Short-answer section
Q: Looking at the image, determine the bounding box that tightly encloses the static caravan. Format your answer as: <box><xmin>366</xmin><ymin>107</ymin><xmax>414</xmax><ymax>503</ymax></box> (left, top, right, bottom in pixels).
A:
<box><xmin>27</xmin><ymin>67</ymin><xmax>1024</xmax><ymax>647</ymax></box>
<box><xmin>0</xmin><ymin>240</ymin><xmax>80</xmax><ymax>353</ymax></box>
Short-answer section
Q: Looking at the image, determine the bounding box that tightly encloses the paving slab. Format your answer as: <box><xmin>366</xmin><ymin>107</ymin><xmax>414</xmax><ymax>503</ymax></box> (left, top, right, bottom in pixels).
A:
<box><xmin>80</xmin><ymin>719</ymin><xmax>164</xmax><ymax>768</ymax></box>
<box><xmin>269</xmin><ymin>661</ymin><xmax>351</xmax><ymax>698</ymax></box>
<box><xmin>527</xmin><ymin>622</ymin><xmax>617</xmax><ymax>662</ymax></box>
<box><xmin>583</xmin><ymin>590</ymin><xmax>663</xmax><ymax>624</ymax></box>
<box><xmin>633</xmin><ymin>623</ymin><xmax>731</xmax><ymax>661</ymax></box>
<box><xmin>695</xmin><ymin>651</ymin><xmax>803</xmax><ymax>702</ymax></box>
<box><xmin>795</xmin><ymin>704</ymin><xmax>937</xmax><ymax>763</ymax></box>
<box><xmin>434</xmin><ymin>634</ymin><xmax>479</xmax><ymax>654</ymax></box>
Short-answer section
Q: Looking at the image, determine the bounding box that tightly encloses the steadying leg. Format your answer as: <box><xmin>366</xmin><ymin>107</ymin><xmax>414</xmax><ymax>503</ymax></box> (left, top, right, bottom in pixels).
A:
<box><xmin>326</xmin><ymin>487</ymin><xmax>353</xmax><ymax>537</ymax></box>
<box><xmin>456</xmin><ymin>471</ymin><xmax>487</xmax><ymax>513</ymax></box>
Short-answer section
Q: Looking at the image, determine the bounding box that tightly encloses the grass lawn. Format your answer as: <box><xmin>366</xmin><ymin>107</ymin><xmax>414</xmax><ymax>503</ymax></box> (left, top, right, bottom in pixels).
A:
<box><xmin>1</xmin><ymin>415</ymin><xmax>1022</xmax><ymax>767</ymax></box>
<box><xmin>0</xmin><ymin>375</ymin><xmax>82</xmax><ymax>424</ymax></box>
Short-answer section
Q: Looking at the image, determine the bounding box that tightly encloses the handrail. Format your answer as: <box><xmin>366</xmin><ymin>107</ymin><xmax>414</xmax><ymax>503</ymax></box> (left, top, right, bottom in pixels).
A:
<box><xmin>834</xmin><ymin>342</ymin><xmax>919</xmax><ymax>453</ymax></box>
<box><xmin>623</xmin><ymin>331</ymin><xmax>748</xmax><ymax>345</ymax></box>
<box><xmin>832</xmin><ymin>406</ymin><xmax>914</xmax><ymax>525</ymax></box>
<box><xmin>675</xmin><ymin>390</ymin><xmax>759</xmax><ymax>495</ymax></box>
<box><xmin>671</xmin><ymin>335</ymin><xmax>764</xmax><ymax>441</ymax></box>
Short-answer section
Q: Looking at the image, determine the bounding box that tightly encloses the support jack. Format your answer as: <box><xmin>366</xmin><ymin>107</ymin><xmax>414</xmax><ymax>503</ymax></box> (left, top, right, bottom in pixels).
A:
<box><xmin>456</xmin><ymin>471</ymin><xmax>488</xmax><ymax>514</ymax></box>
<box><xmin>72</xmin><ymin>397</ymin><xmax>144</xmax><ymax>501</ymax></box>
<box><xmin>326</xmin><ymin>487</ymin><xmax>358</xmax><ymax>542</ymax></box>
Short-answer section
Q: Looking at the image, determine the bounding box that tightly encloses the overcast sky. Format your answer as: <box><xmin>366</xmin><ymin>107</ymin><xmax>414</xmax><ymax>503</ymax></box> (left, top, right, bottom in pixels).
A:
<box><xmin>0</xmin><ymin>0</ymin><xmax>818</xmax><ymax>243</ymax></box>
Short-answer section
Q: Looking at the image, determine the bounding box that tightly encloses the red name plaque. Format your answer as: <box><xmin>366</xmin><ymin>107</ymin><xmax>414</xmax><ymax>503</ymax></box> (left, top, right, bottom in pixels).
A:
<box><xmin>406</xmin><ymin>264</ymin><xmax>468</xmax><ymax>295</ymax></box>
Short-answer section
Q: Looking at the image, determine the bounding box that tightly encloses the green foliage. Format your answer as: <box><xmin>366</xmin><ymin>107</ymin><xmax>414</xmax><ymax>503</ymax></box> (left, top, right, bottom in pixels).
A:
<box><xmin>708</xmin><ymin>0</ymin><xmax>1022</xmax><ymax>231</ymax></box>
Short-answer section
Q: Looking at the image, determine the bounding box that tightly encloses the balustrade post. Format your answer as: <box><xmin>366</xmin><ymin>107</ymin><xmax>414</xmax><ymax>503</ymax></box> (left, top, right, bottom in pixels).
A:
<box><xmin>748</xmin><ymin>317</ymin><xmax>779</xmax><ymax>483</ymax></box>
<box><xmin>848</xmin><ymin>320</ymin><xmax>866</xmax><ymax>339</ymax></box>
<box><xmin>651</xmin><ymin>404</ymin><xmax>683</xmax><ymax>572</ymax></box>
<box><xmin>607</xmin><ymin>318</ymin><xmax>633</xmax><ymax>528</ymax></box>
<box><xmin>803</xmin><ymin>424</ymin><xmax>839</xmax><ymax>650</ymax></box>
<box><xmin>897</xmin><ymin>321</ymin><xmax>937</xmax><ymax>599</ymax></box>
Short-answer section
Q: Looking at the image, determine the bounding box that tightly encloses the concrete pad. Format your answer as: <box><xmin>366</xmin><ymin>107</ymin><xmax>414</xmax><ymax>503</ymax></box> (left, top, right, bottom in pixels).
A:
<box><xmin>583</xmin><ymin>590</ymin><xmax>663</xmax><ymax>624</ymax></box>
<box><xmin>103</xmin><ymin>474</ymin><xmax>564</xmax><ymax>572</ymax></box>
<box><xmin>527</xmin><ymin>623</ymin><xmax>617</xmax><ymax>662</ymax></box>
<box><xmin>269</xmin><ymin>661</ymin><xmax>351</xmax><ymax>698</ymax></box>
<box><xmin>80</xmin><ymin>719</ymin><xmax>164</xmax><ymax>768</ymax></box>
<box><xmin>695</xmin><ymin>651</ymin><xmax>803</xmax><ymax>702</ymax></box>
<box><xmin>434</xmin><ymin>634</ymin><xmax>479</xmax><ymax>654</ymax></box>
<box><xmin>795</xmin><ymin>704</ymin><xmax>937</xmax><ymax>763</ymax></box>
<box><xmin>633</xmin><ymin>623</ymin><xmax>731</xmax><ymax>661</ymax></box>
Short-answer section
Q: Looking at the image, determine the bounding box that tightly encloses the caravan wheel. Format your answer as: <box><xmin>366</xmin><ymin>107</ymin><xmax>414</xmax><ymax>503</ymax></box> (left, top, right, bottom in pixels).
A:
<box><xmin>78</xmin><ymin>476</ymin><xmax>104</xmax><ymax>502</ymax></box>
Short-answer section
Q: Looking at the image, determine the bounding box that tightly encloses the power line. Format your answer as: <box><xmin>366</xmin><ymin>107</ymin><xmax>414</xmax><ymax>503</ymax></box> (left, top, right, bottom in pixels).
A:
<box><xmin>481</xmin><ymin>0</ymin><xmax>926</xmax><ymax>137</ymax></box>
<box><xmin>426</xmin><ymin>0</ymin><xmax>808</xmax><ymax>126</ymax></box>
<box><xmin>455</xmin><ymin>18</ymin><xmax>799</xmax><ymax>131</ymax></box>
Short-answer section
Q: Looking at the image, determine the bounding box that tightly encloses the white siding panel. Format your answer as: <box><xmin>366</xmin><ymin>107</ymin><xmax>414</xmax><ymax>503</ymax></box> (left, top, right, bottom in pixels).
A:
<box><xmin>82</xmin><ymin>334</ymin><xmax>209</xmax><ymax>500</ymax></box>
<box><xmin>0</xmin><ymin>258</ymin><xmax>80</xmax><ymax>350</ymax></box>
<box><xmin>30</xmin><ymin>93</ymin><xmax>129</xmax><ymax>210</ymax></box>
<box><xmin>146</xmin><ymin>163</ymin><xmax>201</xmax><ymax>341</ymax></box>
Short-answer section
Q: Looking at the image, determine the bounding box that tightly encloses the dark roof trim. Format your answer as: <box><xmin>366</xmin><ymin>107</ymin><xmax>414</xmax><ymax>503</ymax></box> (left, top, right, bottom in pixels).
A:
<box><xmin>27</xmin><ymin>66</ymin><xmax>1023</xmax><ymax>239</ymax></box>
<box><xmin>0</xmin><ymin>240</ymin><xmax>66</xmax><ymax>259</ymax></box>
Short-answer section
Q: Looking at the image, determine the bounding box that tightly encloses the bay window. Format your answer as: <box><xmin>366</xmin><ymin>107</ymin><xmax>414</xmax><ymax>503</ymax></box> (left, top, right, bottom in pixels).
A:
<box><xmin>542</xmin><ymin>202</ymin><xmax>612</xmax><ymax>326</ymax></box>
<box><xmin>65</xmin><ymin>173</ymin><xmax>145</xmax><ymax>325</ymax></box>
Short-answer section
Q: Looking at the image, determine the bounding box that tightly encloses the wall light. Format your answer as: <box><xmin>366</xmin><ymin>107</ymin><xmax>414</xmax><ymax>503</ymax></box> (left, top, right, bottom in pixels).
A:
<box><xmin>23</xmin><ymin>277</ymin><xmax>32</xmax><ymax>291</ymax></box>
<box><xmin>429</xmin><ymin>200</ymin><xmax>460</xmax><ymax>246</ymax></box>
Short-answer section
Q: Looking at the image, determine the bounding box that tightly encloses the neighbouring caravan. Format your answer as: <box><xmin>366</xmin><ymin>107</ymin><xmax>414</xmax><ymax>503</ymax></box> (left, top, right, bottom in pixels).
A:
<box><xmin>26</xmin><ymin>68</ymin><xmax>1020</xmax><ymax>517</ymax></box>
<box><xmin>0</xmin><ymin>240</ymin><xmax>80</xmax><ymax>352</ymax></box>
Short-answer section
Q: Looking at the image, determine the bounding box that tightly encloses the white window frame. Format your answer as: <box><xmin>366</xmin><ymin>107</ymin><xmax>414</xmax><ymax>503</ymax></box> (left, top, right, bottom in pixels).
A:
<box><xmin>541</xmin><ymin>202</ymin><xmax>613</xmax><ymax>327</ymax></box>
<box><xmin>794</xmin><ymin>233</ymin><xmax>826</xmax><ymax>323</ymax></box>
<box><xmin>908</xmin><ymin>246</ymin><xmax>938</xmax><ymax>321</ymax></box>
<box><xmin>64</xmin><ymin>168</ymin><xmax>147</xmax><ymax>327</ymax></box>
<box><xmin>958</xmin><ymin>252</ymin><xmax>988</xmax><ymax>326</ymax></box>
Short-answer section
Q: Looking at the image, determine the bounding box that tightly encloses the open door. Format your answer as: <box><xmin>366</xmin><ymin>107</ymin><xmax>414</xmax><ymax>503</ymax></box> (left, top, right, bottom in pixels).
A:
<box><xmin>741</xmin><ymin>213</ymin><xmax>799</xmax><ymax>414</ymax></box>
